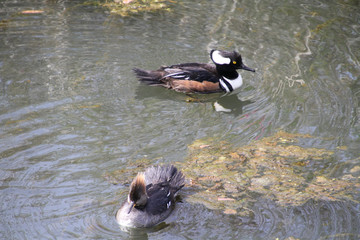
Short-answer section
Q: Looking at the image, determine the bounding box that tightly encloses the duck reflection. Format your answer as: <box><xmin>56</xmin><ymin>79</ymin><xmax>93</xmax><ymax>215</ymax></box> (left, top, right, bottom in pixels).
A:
<box><xmin>135</xmin><ymin>85</ymin><xmax>253</xmax><ymax>116</ymax></box>
<box><xmin>118</xmin><ymin>221</ymin><xmax>170</xmax><ymax>239</ymax></box>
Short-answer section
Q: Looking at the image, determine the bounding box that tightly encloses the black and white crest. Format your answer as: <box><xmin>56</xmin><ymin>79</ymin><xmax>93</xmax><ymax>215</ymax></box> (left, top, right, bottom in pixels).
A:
<box><xmin>210</xmin><ymin>50</ymin><xmax>232</xmax><ymax>65</ymax></box>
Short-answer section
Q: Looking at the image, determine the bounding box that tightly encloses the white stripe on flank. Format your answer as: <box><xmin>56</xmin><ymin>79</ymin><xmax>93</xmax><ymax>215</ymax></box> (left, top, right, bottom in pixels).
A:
<box><xmin>165</xmin><ymin>72</ymin><xmax>186</xmax><ymax>78</ymax></box>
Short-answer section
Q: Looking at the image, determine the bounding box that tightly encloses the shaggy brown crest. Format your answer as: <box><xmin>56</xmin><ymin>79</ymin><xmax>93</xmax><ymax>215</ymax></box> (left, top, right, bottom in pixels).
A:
<box><xmin>128</xmin><ymin>173</ymin><xmax>147</xmax><ymax>213</ymax></box>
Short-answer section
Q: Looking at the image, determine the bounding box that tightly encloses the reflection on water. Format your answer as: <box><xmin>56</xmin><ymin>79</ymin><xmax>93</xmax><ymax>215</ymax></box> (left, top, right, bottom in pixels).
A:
<box><xmin>136</xmin><ymin>84</ymin><xmax>253</xmax><ymax>115</ymax></box>
<box><xmin>0</xmin><ymin>0</ymin><xmax>359</xmax><ymax>239</ymax></box>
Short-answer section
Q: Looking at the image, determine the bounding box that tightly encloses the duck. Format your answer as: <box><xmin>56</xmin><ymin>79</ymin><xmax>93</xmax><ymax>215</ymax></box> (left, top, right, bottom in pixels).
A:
<box><xmin>116</xmin><ymin>165</ymin><xmax>185</xmax><ymax>228</ymax></box>
<box><xmin>133</xmin><ymin>50</ymin><xmax>255</xmax><ymax>94</ymax></box>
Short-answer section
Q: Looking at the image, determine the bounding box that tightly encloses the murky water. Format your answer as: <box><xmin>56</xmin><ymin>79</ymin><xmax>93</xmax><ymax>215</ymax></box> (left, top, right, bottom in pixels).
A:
<box><xmin>0</xmin><ymin>0</ymin><xmax>359</xmax><ymax>239</ymax></box>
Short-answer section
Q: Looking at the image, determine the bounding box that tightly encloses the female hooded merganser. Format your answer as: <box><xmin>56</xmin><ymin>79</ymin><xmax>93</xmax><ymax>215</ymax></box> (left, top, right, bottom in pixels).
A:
<box><xmin>133</xmin><ymin>50</ymin><xmax>255</xmax><ymax>93</ymax></box>
<box><xmin>116</xmin><ymin>165</ymin><xmax>185</xmax><ymax>228</ymax></box>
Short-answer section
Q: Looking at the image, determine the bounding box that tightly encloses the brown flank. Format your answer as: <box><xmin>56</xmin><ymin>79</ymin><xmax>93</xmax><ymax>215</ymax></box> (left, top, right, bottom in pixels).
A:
<box><xmin>170</xmin><ymin>80</ymin><xmax>220</xmax><ymax>93</ymax></box>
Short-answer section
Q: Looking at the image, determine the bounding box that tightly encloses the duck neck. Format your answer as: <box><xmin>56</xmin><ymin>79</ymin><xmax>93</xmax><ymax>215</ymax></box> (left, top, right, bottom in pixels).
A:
<box><xmin>221</xmin><ymin>70</ymin><xmax>239</xmax><ymax>80</ymax></box>
<box><xmin>216</xmin><ymin>65</ymin><xmax>238</xmax><ymax>79</ymax></box>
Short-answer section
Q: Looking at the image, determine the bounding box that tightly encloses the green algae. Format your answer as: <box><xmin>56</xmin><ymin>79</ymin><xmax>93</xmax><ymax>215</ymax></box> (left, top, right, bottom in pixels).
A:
<box><xmin>179</xmin><ymin>131</ymin><xmax>360</xmax><ymax>214</ymax></box>
<box><xmin>88</xmin><ymin>0</ymin><xmax>174</xmax><ymax>17</ymax></box>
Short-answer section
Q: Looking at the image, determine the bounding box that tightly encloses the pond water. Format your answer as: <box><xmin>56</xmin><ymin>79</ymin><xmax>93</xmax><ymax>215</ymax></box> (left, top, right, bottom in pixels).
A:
<box><xmin>0</xmin><ymin>0</ymin><xmax>359</xmax><ymax>239</ymax></box>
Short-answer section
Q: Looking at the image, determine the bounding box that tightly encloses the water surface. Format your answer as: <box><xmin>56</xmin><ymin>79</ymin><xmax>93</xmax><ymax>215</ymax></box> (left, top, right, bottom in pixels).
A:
<box><xmin>0</xmin><ymin>0</ymin><xmax>359</xmax><ymax>239</ymax></box>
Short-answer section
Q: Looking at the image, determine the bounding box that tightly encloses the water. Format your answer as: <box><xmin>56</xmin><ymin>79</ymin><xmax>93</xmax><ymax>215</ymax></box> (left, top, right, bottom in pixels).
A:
<box><xmin>0</xmin><ymin>0</ymin><xmax>359</xmax><ymax>239</ymax></box>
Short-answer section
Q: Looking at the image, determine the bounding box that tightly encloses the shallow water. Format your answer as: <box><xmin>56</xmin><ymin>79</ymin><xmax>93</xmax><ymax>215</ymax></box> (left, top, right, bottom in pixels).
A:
<box><xmin>0</xmin><ymin>0</ymin><xmax>359</xmax><ymax>239</ymax></box>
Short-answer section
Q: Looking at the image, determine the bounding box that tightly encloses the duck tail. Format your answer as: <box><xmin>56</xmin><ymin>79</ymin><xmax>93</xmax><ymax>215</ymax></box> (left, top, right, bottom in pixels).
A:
<box><xmin>145</xmin><ymin>165</ymin><xmax>185</xmax><ymax>192</ymax></box>
<box><xmin>133</xmin><ymin>68</ymin><xmax>163</xmax><ymax>85</ymax></box>
<box><xmin>169</xmin><ymin>166</ymin><xmax>185</xmax><ymax>193</ymax></box>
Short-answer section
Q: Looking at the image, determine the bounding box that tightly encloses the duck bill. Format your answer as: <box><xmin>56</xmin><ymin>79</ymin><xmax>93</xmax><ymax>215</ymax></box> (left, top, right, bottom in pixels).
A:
<box><xmin>241</xmin><ymin>64</ymin><xmax>255</xmax><ymax>72</ymax></box>
<box><xmin>127</xmin><ymin>202</ymin><xmax>135</xmax><ymax>214</ymax></box>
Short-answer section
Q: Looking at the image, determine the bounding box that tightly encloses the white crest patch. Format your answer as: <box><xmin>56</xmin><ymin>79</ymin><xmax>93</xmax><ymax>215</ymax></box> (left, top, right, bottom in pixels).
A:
<box><xmin>211</xmin><ymin>50</ymin><xmax>231</xmax><ymax>65</ymax></box>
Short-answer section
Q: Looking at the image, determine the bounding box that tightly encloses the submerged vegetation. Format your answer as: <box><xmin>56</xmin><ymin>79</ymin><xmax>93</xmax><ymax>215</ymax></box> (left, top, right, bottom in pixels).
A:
<box><xmin>181</xmin><ymin>131</ymin><xmax>359</xmax><ymax>215</ymax></box>
<box><xmin>88</xmin><ymin>0</ymin><xmax>174</xmax><ymax>16</ymax></box>
<box><xmin>0</xmin><ymin>0</ymin><xmax>173</xmax><ymax>29</ymax></box>
<box><xmin>107</xmin><ymin>131</ymin><xmax>360</xmax><ymax>215</ymax></box>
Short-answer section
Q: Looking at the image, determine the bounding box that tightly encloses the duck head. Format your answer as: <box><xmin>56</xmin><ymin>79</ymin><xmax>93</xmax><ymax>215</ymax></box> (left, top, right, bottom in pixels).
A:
<box><xmin>210</xmin><ymin>50</ymin><xmax>255</xmax><ymax>72</ymax></box>
<box><xmin>127</xmin><ymin>173</ymin><xmax>147</xmax><ymax>214</ymax></box>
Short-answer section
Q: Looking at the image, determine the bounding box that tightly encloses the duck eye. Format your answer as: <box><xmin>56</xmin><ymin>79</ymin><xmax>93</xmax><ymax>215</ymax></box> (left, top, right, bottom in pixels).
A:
<box><xmin>233</xmin><ymin>61</ymin><xmax>237</xmax><ymax>65</ymax></box>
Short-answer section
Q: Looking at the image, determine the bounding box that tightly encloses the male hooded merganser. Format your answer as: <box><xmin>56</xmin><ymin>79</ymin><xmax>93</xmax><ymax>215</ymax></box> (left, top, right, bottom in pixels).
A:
<box><xmin>133</xmin><ymin>50</ymin><xmax>255</xmax><ymax>93</ymax></box>
<box><xmin>116</xmin><ymin>165</ymin><xmax>185</xmax><ymax>228</ymax></box>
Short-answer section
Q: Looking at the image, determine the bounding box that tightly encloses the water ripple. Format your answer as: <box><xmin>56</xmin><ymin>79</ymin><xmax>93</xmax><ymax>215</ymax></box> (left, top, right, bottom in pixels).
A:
<box><xmin>250</xmin><ymin>200</ymin><xmax>360</xmax><ymax>239</ymax></box>
<box><xmin>0</xmin><ymin>0</ymin><xmax>359</xmax><ymax>239</ymax></box>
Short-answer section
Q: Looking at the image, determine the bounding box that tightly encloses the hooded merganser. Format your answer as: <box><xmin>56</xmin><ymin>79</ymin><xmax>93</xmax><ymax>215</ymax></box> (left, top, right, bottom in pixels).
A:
<box><xmin>133</xmin><ymin>50</ymin><xmax>255</xmax><ymax>94</ymax></box>
<box><xmin>116</xmin><ymin>165</ymin><xmax>185</xmax><ymax>228</ymax></box>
